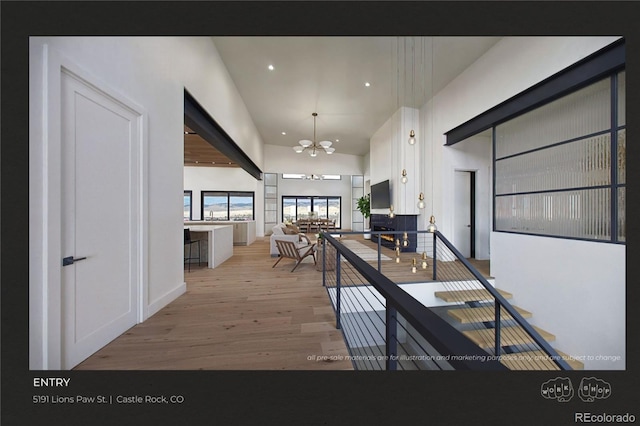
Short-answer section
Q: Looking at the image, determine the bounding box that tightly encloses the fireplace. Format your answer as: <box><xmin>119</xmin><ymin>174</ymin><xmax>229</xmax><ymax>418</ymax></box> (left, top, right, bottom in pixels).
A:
<box><xmin>370</xmin><ymin>214</ymin><xmax>417</xmax><ymax>252</ymax></box>
<box><xmin>375</xmin><ymin>226</ymin><xmax>396</xmax><ymax>246</ymax></box>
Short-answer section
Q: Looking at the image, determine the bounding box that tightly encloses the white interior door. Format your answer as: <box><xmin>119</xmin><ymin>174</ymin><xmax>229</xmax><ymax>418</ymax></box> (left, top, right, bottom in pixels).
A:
<box><xmin>60</xmin><ymin>69</ymin><xmax>141</xmax><ymax>369</ymax></box>
<box><xmin>454</xmin><ymin>171</ymin><xmax>472</xmax><ymax>258</ymax></box>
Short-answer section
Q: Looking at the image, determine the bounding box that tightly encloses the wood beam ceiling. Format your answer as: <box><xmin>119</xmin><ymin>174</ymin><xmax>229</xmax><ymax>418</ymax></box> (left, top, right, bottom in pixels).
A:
<box><xmin>184</xmin><ymin>125</ymin><xmax>239</xmax><ymax>168</ymax></box>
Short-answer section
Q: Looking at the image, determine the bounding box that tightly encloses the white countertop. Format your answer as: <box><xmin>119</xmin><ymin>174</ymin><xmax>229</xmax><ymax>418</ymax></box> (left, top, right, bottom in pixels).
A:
<box><xmin>185</xmin><ymin>224</ymin><xmax>232</xmax><ymax>232</ymax></box>
<box><xmin>185</xmin><ymin>220</ymin><xmax>255</xmax><ymax>224</ymax></box>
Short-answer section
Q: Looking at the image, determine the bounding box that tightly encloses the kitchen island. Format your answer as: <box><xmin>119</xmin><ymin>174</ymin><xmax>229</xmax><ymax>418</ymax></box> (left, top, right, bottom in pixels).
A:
<box><xmin>184</xmin><ymin>220</ymin><xmax>256</xmax><ymax>246</ymax></box>
<box><xmin>185</xmin><ymin>224</ymin><xmax>233</xmax><ymax>268</ymax></box>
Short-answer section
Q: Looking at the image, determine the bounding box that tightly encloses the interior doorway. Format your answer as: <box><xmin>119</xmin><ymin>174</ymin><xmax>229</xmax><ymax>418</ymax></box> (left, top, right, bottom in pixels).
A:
<box><xmin>52</xmin><ymin>56</ymin><xmax>146</xmax><ymax>370</ymax></box>
<box><xmin>453</xmin><ymin>170</ymin><xmax>476</xmax><ymax>258</ymax></box>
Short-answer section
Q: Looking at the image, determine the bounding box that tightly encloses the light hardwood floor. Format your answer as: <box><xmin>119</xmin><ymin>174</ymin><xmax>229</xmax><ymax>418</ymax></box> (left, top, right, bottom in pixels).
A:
<box><xmin>74</xmin><ymin>237</ymin><xmax>353</xmax><ymax>370</ymax></box>
<box><xmin>75</xmin><ymin>234</ymin><xmax>489</xmax><ymax>371</ymax></box>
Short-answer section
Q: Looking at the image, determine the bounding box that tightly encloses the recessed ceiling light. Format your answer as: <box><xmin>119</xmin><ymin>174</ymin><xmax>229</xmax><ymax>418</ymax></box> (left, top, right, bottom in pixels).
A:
<box><xmin>281</xmin><ymin>132</ymin><xmax>286</xmax><ymax>135</ymax></box>
<box><xmin>184</xmin><ymin>131</ymin><xmax>189</xmax><ymax>135</ymax></box>
<box><xmin>268</xmin><ymin>64</ymin><xmax>274</xmax><ymax>71</ymax></box>
<box><xmin>195</xmin><ymin>161</ymin><xmax>199</xmax><ymax>164</ymax></box>
<box><xmin>228</xmin><ymin>162</ymin><xmax>232</xmax><ymax>165</ymax></box>
<box><xmin>335</xmin><ymin>139</ymin><xmax>339</xmax><ymax>142</ymax></box>
<box><xmin>365</xmin><ymin>82</ymin><xmax>371</xmax><ymax>87</ymax></box>
<box><xmin>212</xmin><ymin>162</ymin><xmax>215</xmax><ymax>164</ymax></box>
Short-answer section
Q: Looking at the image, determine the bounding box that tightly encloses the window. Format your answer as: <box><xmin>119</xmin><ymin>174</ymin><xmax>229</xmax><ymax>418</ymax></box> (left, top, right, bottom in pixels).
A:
<box><xmin>494</xmin><ymin>71</ymin><xmax>625</xmax><ymax>243</ymax></box>
<box><xmin>201</xmin><ymin>191</ymin><xmax>254</xmax><ymax>221</ymax></box>
<box><xmin>184</xmin><ymin>191</ymin><xmax>192</xmax><ymax>220</ymax></box>
<box><xmin>282</xmin><ymin>196</ymin><xmax>341</xmax><ymax>228</ymax></box>
<box><xmin>281</xmin><ymin>174</ymin><xmax>342</xmax><ymax>180</ymax></box>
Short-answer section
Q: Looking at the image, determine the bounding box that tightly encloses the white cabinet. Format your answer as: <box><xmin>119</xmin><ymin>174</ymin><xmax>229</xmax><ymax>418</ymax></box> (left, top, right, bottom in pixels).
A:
<box><xmin>185</xmin><ymin>221</ymin><xmax>256</xmax><ymax>246</ymax></box>
<box><xmin>231</xmin><ymin>221</ymin><xmax>256</xmax><ymax>246</ymax></box>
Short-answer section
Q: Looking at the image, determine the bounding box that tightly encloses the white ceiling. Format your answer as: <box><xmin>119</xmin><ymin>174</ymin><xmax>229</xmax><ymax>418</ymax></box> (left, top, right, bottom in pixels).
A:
<box><xmin>212</xmin><ymin>36</ymin><xmax>502</xmax><ymax>157</ymax></box>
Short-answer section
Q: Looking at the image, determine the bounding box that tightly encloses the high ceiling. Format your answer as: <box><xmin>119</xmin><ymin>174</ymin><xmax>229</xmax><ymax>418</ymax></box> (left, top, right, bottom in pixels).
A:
<box><xmin>187</xmin><ymin>36</ymin><xmax>502</xmax><ymax>166</ymax></box>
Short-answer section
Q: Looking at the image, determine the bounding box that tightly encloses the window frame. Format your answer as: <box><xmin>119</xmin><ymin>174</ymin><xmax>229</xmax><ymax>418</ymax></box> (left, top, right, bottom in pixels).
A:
<box><xmin>281</xmin><ymin>195</ymin><xmax>342</xmax><ymax>228</ymax></box>
<box><xmin>184</xmin><ymin>190</ymin><xmax>192</xmax><ymax>221</ymax></box>
<box><xmin>201</xmin><ymin>190</ymin><xmax>255</xmax><ymax>221</ymax></box>
<box><xmin>492</xmin><ymin>71</ymin><xmax>625</xmax><ymax>244</ymax></box>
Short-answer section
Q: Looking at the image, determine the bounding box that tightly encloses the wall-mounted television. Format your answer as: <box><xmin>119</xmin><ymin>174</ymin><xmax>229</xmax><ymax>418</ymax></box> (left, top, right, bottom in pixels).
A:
<box><xmin>370</xmin><ymin>180</ymin><xmax>391</xmax><ymax>209</ymax></box>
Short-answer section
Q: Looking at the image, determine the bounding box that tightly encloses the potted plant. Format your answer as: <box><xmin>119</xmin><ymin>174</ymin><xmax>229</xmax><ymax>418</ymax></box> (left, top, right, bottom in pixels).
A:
<box><xmin>356</xmin><ymin>194</ymin><xmax>371</xmax><ymax>239</ymax></box>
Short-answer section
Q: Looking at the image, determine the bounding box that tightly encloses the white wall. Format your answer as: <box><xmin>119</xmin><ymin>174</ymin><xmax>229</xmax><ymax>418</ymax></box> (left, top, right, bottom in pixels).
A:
<box><xmin>369</xmin><ymin>107</ymin><xmax>421</xmax><ymax>216</ymax></box>
<box><xmin>271</xmin><ymin>174</ymin><xmax>353</xmax><ymax>230</ymax></box>
<box><xmin>29</xmin><ymin>36</ymin><xmax>265</xmax><ymax>369</ymax></box>
<box><xmin>426</xmin><ymin>36</ymin><xmax>624</xmax><ymax>369</ymax></box>
<box><xmin>445</xmin><ymin>134</ymin><xmax>492</xmax><ymax>260</ymax></box>
<box><xmin>492</xmin><ymin>234</ymin><xmax>625</xmax><ymax>369</ymax></box>
<box><xmin>263</xmin><ymin>144</ymin><xmax>365</xmax><ymax>231</ymax></box>
<box><xmin>264</xmin><ymin>144</ymin><xmax>364</xmax><ymax>176</ymax></box>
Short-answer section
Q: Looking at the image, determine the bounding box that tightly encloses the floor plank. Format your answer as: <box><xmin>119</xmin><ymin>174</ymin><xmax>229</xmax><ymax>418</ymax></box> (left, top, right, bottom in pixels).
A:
<box><xmin>74</xmin><ymin>237</ymin><xmax>353</xmax><ymax>370</ymax></box>
<box><xmin>75</xmin><ymin>234</ymin><xmax>492</xmax><ymax>371</ymax></box>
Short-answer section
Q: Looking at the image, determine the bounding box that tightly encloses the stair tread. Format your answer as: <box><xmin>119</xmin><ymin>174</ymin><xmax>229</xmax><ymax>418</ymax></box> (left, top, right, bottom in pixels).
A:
<box><xmin>434</xmin><ymin>288</ymin><xmax>513</xmax><ymax>303</ymax></box>
<box><xmin>500</xmin><ymin>349</ymin><xmax>584</xmax><ymax>371</ymax></box>
<box><xmin>462</xmin><ymin>325</ymin><xmax>555</xmax><ymax>348</ymax></box>
<box><xmin>447</xmin><ymin>305</ymin><xmax>532</xmax><ymax>323</ymax></box>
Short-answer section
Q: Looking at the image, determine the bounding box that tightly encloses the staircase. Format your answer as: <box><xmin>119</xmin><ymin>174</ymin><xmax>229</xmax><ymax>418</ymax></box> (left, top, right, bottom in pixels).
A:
<box><xmin>434</xmin><ymin>288</ymin><xmax>583</xmax><ymax>370</ymax></box>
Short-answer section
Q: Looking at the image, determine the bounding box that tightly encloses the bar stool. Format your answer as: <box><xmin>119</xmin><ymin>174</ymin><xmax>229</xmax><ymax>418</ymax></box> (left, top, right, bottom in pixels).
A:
<box><xmin>184</xmin><ymin>228</ymin><xmax>202</xmax><ymax>272</ymax></box>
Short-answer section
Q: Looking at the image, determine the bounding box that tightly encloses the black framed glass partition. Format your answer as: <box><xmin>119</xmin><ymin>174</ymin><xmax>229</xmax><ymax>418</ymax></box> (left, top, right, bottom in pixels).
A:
<box><xmin>493</xmin><ymin>71</ymin><xmax>625</xmax><ymax>243</ymax></box>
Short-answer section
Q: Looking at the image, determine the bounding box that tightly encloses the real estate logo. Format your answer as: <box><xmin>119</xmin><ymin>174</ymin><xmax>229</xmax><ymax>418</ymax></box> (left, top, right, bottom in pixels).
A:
<box><xmin>541</xmin><ymin>377</ymin><xmax>574</xmax><ymax>402</ymax></box>
<box><xmin>540</xmin><ymin>377</ymin><xmax>612</xmax><ymax>403</ymax></box>
<box><xmin>578</xmin><ymin>377</ymin><xmax>612</xmax><ymax>402</ymax></box>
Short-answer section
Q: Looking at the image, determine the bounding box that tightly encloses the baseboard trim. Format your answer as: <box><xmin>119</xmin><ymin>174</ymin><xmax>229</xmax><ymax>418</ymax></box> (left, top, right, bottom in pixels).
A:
<box><xmin>145</xmin><ymin>282</ymin><xmax>186</xmax><ymax>319</ymax></box>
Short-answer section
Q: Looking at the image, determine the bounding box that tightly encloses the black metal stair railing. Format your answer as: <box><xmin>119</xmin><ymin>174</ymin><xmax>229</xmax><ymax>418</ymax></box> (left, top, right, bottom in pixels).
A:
<box><xmin>429</xmin><ymin>230</ymin><xmax>572</xmax><ymax>370</ymax></box>
<box><xmin>320</xmin><ymin>232</ymin><xmax>507</xmax><ymax>371</ymax></box>
<box><xmin>320</xmin><ymin>230</ymin><xmax>573</xmax><ymax>370</ymax></box>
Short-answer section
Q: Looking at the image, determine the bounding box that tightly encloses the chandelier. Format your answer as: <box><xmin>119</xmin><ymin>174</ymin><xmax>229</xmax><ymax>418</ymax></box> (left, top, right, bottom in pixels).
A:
<box><xmin>292</xmin><ymin>112</ymin><xmax>335</xmax><ymax>157</ymax></box>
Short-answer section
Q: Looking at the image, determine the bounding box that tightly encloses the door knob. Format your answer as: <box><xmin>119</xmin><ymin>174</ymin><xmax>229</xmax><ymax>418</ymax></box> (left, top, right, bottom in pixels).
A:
<box><xmin>62</xmin><ymin>256</ymin><xmax>88</xmax><ymax>266</ymax></box>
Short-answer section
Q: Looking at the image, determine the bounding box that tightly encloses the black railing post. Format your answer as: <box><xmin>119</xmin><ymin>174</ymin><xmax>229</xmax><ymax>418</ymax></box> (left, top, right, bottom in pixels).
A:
<box><xmin>494</xmin><ymin>301</ymin><xmax>501</xmax><ymax>357</ymax></box>
<box><xmin>432</xmin><ymin>232</ymin><xmax>437</xmax><ymax>281</ymax></box>
<box><xmin>377</xmin><ymin>232</ymin><xmax>382</xmax><ymax>272</ymax></box>
<box><xmin>321</xmin><ymin>237</ymin><xmax>326</xmax><ymax>287</ymax></box>
<box><xmin>335</xmin><ymin>248</ymin><xmax>341</xmax><ymax>330</ymax></box>
<box><xmin>386</xmin><ymin>305</ymin><xmax>397</xmax><ymax>370</ymax></box>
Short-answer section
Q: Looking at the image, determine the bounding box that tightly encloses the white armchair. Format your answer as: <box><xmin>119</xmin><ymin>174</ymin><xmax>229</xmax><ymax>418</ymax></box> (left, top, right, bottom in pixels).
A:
<box><xmin>269</xmin><ymin>224</ymin><xmax>311</xmax><ymax>256</ymax></box>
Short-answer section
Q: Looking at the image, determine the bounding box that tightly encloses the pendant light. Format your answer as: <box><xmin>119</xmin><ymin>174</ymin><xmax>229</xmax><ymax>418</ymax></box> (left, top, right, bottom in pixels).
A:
<box><xmin>427</xmin><ymin>215</ymin><xmax>438</xmax><ymax>233</ymax></box>
<box><xmin>292</xmin><ymin>113</ymin><xmax>335</xmax><ymax>157</ymax></box>
<box><xmin>408</xmin><ymin>38</ymin><xmax>416</xmax><ymax>145</ymax></box>
<box><xmin>401</xmin><ymin>169</ymin><xmax>408</xmax><ymax>184</ymax></box>
<box><xmin>408</xmin><ymin>129</ymin><xmax>416</xmax><ymax>145</ymax></box>
<box><xmin>417</xmin><ymin>192</ymin><xmax>425</xmax><ymax>209</ymax></box>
